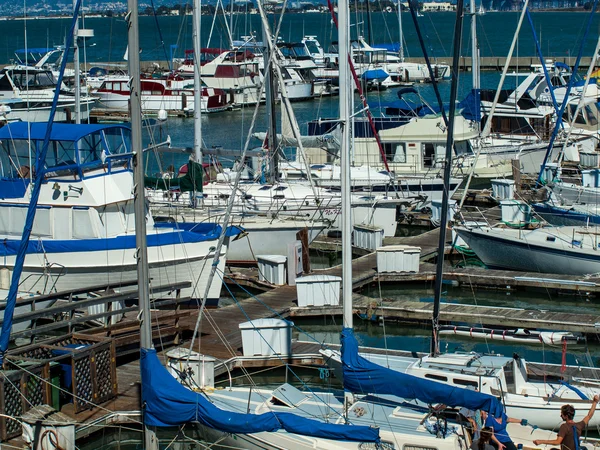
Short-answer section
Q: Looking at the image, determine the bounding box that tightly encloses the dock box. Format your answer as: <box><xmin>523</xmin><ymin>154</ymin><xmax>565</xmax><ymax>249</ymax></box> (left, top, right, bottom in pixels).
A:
<box><xmin>239</xmin><ymin>318</ymin><xmax>293</xmax><ymax>357</ymax></box>
<box><xmin>376</xmin><ymin>245</ymin><xmax>421</xmax><ymax>273</ymax></box>
<box><xmin>22</xmin><ymin>405</ymin><xmax>76</xmax><ymax>450</ymax></box>
<box><xmin>353</xmin><ymin>224</ymin><xmax>384</xmax><ymax>251</ymax></box>
<box><xmin>257</xmin><ymin>255</ymin><xmax>287</xmax><ymax>285</ymax></box>
<box><xmin>491</xmin><ymin>179</ymin><xmax>515</xmax><ymax>200</ymax></box>
<box><xmin>296</xmin><ymin>275</ymin><xmax>342</xmax><ymax>307</ymax></box>
<box><xmin>166</xmin><ymin>348</ymin><xmax>215</xmax><ymax>389</ymax></box>
<box><xmin>582</xmin><ymin>169</ymin><xmax>600</xmax><ymax>188</ymax></box>
<box><xmin>580</xmin><ymin>152</ymin><xmax>600</xmax><ymax>169</ymax></box>
<box><xmin>500</xmin><ymin>200</ymin><xmax>532</xmax><ymax>225</ymax></box>
<box><xmin>431</xmin><ymin>199</ymin><xmax>457</xmax><ymax>225</ymax></box>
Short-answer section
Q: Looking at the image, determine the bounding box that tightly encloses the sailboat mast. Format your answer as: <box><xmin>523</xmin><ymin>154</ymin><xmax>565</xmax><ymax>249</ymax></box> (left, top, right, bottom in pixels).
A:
<box><xmin>72</xmin><ymin>0</ymin><xmax>81</xmax><ymax>124</ymax></box>
<box><xmin>339</xmin><ymin>0</ymin><xmax>352</xmax><ymax>336</ymax></box>
<box><xmin>126</xmin><ymin>0</ymin><xmax>157</xmax><ymax>448</ymax></box>
<box><xmin>193</xmin><ymin>0</ymin><xmax>203</xmax><ymax>167</ymax></box>
<box><xmin>262</xmin><ymin>5</ymin><xmax>279</xmax><ymax>182</ymax></box>
<box><xmin>430</xmin><ymin>0</ymin><xmax>465</xmax><ymax>357</ymax></box>
<box><xmin>470</xmin><ymin>0</ymin><xmax>479</xmax><ymax>136</ymax></box>
<box><xmin>398</xmin><ymin>0</ymin><xmax>404</xmax><ymax>61</ymax></box>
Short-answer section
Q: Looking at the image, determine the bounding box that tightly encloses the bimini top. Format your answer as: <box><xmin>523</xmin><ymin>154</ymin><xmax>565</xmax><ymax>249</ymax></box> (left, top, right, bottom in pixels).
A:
<box><xmin>0</xmin><ymin>122</ymin><xmax>130</xmax><ymax>142</ymax></box>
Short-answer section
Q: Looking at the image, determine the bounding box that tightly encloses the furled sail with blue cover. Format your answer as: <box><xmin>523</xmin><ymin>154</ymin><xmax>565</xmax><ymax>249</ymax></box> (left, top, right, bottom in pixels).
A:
<box><xmin>340</xmin><ymin>328</ymin><xmax>504</xmax><ymax>416</ymax></box>
<box><xmin>141</xmin><ymin>348</ymin><xmax>380</xmax><ymax>443</ymax></box>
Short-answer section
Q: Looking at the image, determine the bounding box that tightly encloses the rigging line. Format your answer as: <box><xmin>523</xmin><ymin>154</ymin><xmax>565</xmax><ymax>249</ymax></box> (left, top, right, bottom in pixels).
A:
<box><xmin>218</xmin><ymin>269</ymin><xmax>336</xmax><ymax>349</ymax></box>
<box><xmin>216</xmin><ymin>270</ymin><xmax>356</xmax><ymax>423</ymax></box>
<box><xmin>536</xmin><ymin>0</ymin><xmax>598</xmax><ymax>186</ymax></box>
<box><xmin>185</xmin><ymin>9</ymin><xmax>281</xmax><ymax>359</ymax></box>
<box><xmin>0</xmin><ymin>0</ymin><xmax>83</xmax><ymax>365</ymax></box>
<box><xmin>458</xmin><ymin>0</ymin><xmax>531</xmax><ymax>211</ymax></box>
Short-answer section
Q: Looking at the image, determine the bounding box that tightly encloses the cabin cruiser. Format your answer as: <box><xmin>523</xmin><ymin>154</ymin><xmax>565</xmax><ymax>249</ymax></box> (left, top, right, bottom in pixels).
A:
<box><xmin>0</xmin><ymin>122</ymin><xmax>235</xmax><ymax>304</ymax></box>
<box><xmin>177</xmin><ymin>46</ymin><xmax>313</xmax><ymax>105</ymax></box>
<box><xmin>94</xmin><ymin>75</ymin><xmax>229</xmax><ymax>114</ymax></box>
<box><xmin>0</xmin><ymin>66</ymin><xmax>96</xmax><ymax>122</ymax></box>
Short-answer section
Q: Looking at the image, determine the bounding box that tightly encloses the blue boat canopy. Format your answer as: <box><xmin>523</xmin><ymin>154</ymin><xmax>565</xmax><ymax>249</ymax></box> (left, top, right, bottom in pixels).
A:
<box><xmin>0</xmin><ymin>122</ymin><xmax>130</xmax><ymax>142</ymax></box>
<box><xmin>340</xmin><ymin>328</ymin><xmax>504</xmax><ymax>417</ymax></box>
<box><xmin>140</xmin><ymin>348</ymin><xmax>380</xmax><ymax>442</ymax></box>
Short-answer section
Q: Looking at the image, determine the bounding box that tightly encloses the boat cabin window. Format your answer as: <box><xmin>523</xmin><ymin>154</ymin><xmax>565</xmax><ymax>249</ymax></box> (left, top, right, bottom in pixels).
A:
<box><xmin>103</xmin><ymin>128</ymin><xmax>131</xmax><ymax>171</ymax></box>
<box><xmin>425</xmin><ymin>373</ymin><xmax>448</xmax><ymax>382</ymax></box>
<box><xmin>568</xmin><ymin>104</ymin><xmax>599</xmax><ymax>126</ymax></box>
<box><xmin>383</xmin><ymin>143</ymin><xmax>406</xmax><ymax>163</ymax></box>
<box><xmin>0</xmin><ymin>139</ymin><xmax>31</xmax><ymax>178</ymax></box>
<box><xmin>423</xmin><ymin>143</ymin><xmax>435</xmax><ymax>167</ymax></box>
<box><xmin>44</xmin><ymin>140</ymin><xmax>77</xmax><ymax>176</ymax></box>
<box><xmin>10</xmin><ymin>70</ymin><xmax>56</xmax><ymax>89</ymax></box>
<box><xmin>453</xmin><ymin>378</ymin><xmax>478</xmax><ymax>389</ymax></box>
<box><xmin>0</xmin><ymin>73</ymin><xmax>13</xmax><ymax>90</ymax></box>
<box><xmin>454</xmin><ymin>141</ymin><xmax>472</xmax><ymax>156</ymax></box>
<box><xmin>280</xmin><ymin>68</ymin><xmax>292</xmax><ymax>80</ymax></box>
<box><xmin>304</xmin><ymin>41</ymin><xmax>321</xmax><ymax>56</ymax></box>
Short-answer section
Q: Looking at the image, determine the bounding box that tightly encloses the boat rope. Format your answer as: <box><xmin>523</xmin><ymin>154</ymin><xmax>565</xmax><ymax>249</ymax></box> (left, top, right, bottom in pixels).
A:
<box><xmin>0</xmin><ymin>0</ymin><xmax>83</xmax><ymax>366</ymax></box>
<box><xmin>148</xmin><ymin>0</ymin><xmax>172</xmax><ymax>71</ymax></box>
<box><xmin>536</xmin><ymin>0</ymin><xmax>598</xmax><ymax>186</ymax></box>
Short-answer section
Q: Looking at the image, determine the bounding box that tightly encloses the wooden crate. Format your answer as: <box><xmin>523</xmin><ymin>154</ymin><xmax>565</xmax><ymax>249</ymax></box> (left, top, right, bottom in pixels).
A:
<box><xmin>0</xmin><ymin>363</ymin><xmax>50</xmax><ymax>441</ymax></box>
<box><xmin>6</xmin><ymin>333</ymin><xmax>117</xmax><ymax>414</ymax></box>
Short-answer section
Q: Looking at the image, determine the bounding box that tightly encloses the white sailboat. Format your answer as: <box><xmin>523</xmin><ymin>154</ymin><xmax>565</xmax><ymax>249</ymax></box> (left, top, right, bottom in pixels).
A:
<box><xmin>135</xmin><ymin>1</ymin><xmax>534</xmax><ymax>449</ymax></box>
<box><xmin>320</xmin><ymin>0</ymin><xmax>600</xmax><ymax>435</ymax></box>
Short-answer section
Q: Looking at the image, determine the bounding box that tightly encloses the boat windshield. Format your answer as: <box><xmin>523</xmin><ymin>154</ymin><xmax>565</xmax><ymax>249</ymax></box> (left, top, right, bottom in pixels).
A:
<box><xmin>9</xmin><ymin>70</ymin><xmax>57</xmax><ymax>89</ymax></box>
<box><xmin>304</xmin><ymin>41</ymin><xmax>321</xmax><ymax>56</ymax></box>
<box><xmin>0</xmin><ymin>127</ymin><xmax>131</xmax><ymax>180</ymax></box>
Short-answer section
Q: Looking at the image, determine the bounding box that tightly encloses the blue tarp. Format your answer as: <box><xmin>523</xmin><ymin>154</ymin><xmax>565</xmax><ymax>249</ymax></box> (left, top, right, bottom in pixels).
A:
<box><xmin>458</xmin><ymin>90</ymin><xmax>481</xmax><ymax>122</ymax></box>
<box><xmin>0</xmin><ymin>122</ymin><xmax>130</xmax><ymax>142</ymax></box>
<box><xmin>340</xmin><ymin>328</ymin><xmax>504</xmax><ymax>417</ymax></box>
<box><xmin>0</xmin><ymin>179</ymin><xmax>30</xmax><ymax>199</ymax></box>
<box><xmin>154</xmin><ymin>222</ymin><xmax>244</xmax><ymax>238</ymax></box>
<box><xmin>140</xmin><ymin>348</ymin><xmax>380</xmax><ymax>442</ymax></box>
<box><xmin>372</xmin><ymin>43</ymin><xmax>401</xmax><ymax>53</ymax></box>
<box><xmin>361</xmin><ymin>68</ymin><xmax>389</xmax><ymax>81</ymax></box>
<box><xmin>0</xmin><ymin>225</ymin><xmax>223</xmax><ymax>256</ymax></box>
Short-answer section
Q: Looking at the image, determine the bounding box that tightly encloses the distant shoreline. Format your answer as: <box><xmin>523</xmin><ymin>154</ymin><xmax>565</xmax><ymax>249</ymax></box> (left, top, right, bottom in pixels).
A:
<box><xmin>0</xmin><ymin>8</ymin><xmax>592</xmax><ymax>20</ymax></box>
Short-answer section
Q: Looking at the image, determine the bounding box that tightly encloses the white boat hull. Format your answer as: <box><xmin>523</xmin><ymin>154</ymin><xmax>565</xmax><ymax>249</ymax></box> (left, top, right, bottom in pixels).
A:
<box><xmin>6</xmin><ymin>239</ymin><xmax>226</xmax><ymax>302</ymax></box>
<box><xmin>8</xmin><ymin>98</ymin><xmax>95</xmax><ymax>122</ymax></box>
<box><xmin>454</xmin><ymin>226</ymin><xmax>600</xmax><ymax>275</ymax></box>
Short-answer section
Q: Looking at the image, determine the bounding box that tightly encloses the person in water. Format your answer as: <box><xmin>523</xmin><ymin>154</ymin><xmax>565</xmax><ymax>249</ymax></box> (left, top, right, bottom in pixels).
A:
<box><xmin>533</xmin><ymin>394</ymin><xmax>599</xmax><ymax>450</ymax></box>
<box><xmin>470</xmin><ymin>426</ymin><xmax>494</xmax><ymax>450</ymax></box>
<box><xmin>480</xmin><ymin>409</ymin><xmax>528</xmax><ymax>450</ymax></box>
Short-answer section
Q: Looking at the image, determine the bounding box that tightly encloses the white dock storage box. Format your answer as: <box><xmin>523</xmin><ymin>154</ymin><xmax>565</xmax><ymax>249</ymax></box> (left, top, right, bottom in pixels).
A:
<box><xmin>491</xmin><ymin>179</ymin><xmax>515</xmax><ymax>200</ymax></box>
<box><xmin>431</xmin><ymin>199</ymin><xmax>457</xmax><ymax>225</ymax></box>
<box><xmin>239</xmin><ymin>318</ymin><xmax>293</xmax><ymax>357</ymax></box>
<box><xmin>353</xmin><ymin>224</ymin><xmax>384</xmax><ymax>251</ymax></box>
<box><xmin>257</xmin><ymin>255</ymin><xmax>287</xmax><ymax>285</ymax></box>
<box><xmin>582</xmin><ymin>169</ymin><xmax>600</xmax><ymax>188</ymax></box>
<box><xmin>166</xmin><ymin>348</ymin><xmax>216</xmax><ymax>389</ymax></box>
<box><xmin>376</xmin><ymin>245</ymin><xmax>421</xmax><ymax>273</ymax></box>
<box><xmin>500</xmin><ymin>200</ymin><xmax>532</xmax><ymax>224</ymax></box>
<box><xmin>295</xmin><ymin>275</ymin><xmax>342</xmax><ymax>307</ymax></box>
<box><xmin>580</xmin><ymin>152</ymin><xmax>600</xmax><ymax>168</ymax></box>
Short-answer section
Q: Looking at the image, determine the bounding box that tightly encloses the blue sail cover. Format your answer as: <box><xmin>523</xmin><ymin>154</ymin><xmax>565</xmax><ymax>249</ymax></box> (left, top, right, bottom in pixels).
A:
<box><xmin>0</xmin><ymin>227</ymin><xmax>223</xmax><ymax>257</ymax></box>
<box><xmin>141</xmin><ymin>348</ymin><xmax>380</xmax><ymax>443</ymax></box>
<box><xmin>341</xmin><ymin>328</ymin><xmax>504</xmax><ymax>417</ymax></box>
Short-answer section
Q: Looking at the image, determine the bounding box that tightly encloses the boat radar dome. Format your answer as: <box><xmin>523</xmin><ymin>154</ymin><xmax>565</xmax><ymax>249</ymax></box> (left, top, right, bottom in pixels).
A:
<box><xmin>157</xmin><ymin>109</ymin><xmax>168</xmax><ymax>122</ymax></box>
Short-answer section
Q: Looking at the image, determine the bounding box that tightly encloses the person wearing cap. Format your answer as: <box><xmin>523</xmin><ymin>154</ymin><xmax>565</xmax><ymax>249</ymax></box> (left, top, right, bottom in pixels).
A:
<box><xmin>533</xmin><ymin>394</ymin><xmax>599</xmax><ymax>450</ymax></box>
